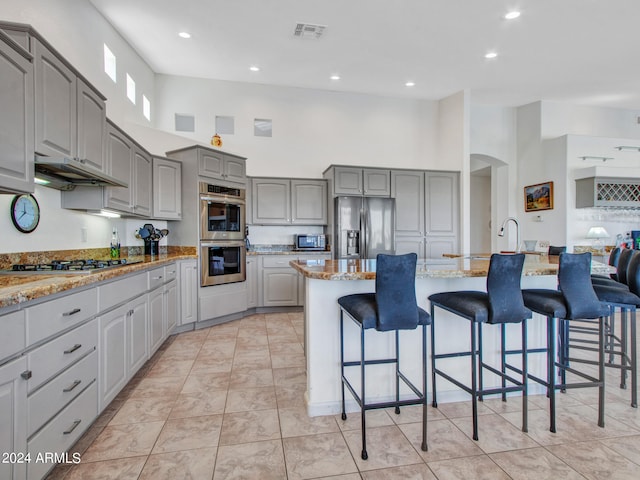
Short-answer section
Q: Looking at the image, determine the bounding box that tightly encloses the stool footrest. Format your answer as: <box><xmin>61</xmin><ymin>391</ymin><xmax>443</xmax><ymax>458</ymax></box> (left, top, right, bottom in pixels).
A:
<box><xmin>343</xmin><ymin>358</ymin><xmax>398</xmax><ymax>368</ymax></box>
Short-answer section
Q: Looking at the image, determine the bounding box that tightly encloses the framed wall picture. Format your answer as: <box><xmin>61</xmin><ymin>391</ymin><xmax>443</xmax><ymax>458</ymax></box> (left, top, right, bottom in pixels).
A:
<box><xmin>524</xmin><ymin>181</ymin><xmax>554</xmax><ymax>212</ymax></box>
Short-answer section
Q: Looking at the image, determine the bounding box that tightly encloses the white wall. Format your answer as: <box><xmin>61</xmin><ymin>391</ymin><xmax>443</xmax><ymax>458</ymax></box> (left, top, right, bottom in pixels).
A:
<box><xmin>154</xmin><ymin>75</ymin><xmax>441</xmax><ymax>178</ymax></box>
<box><xmin>470</xmin><ymin>174</ymin><xmax>491</xmax><ymax>253</ymax></box>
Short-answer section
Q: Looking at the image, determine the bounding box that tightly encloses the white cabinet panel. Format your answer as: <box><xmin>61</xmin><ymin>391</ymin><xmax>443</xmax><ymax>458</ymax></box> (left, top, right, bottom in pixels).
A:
<box><xmin>0</xmin><ymin>356</ymin><xmax>27</xmax><ymax>480</ymax></box>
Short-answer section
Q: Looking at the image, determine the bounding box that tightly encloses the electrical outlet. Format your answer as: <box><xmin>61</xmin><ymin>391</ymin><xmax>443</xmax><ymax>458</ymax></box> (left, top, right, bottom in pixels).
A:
<box><xmin>81</xmin><ymin>227</ymin><xmax>88</xmax><ymax>243</ymax></box>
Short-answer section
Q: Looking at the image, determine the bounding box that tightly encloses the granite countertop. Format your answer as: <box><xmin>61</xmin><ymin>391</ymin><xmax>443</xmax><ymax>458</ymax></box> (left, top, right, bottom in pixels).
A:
<box><xmin>247</xmin><ymin>244</ymin><xmax>331</xmax><ymax>256</ymax></box>
<box><xmin>0</xmin><ymin>251</ymin><xmax>197</xmax><ymax>309</ymax></box>
<box><xmin>290</xmin><ymin>254</ymin><xmax>615</xmax><ymax>280</ymax></box>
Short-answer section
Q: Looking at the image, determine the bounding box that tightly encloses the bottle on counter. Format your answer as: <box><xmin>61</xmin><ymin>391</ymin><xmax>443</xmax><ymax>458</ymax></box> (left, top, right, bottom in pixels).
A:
<box><xmin>110</xmin><ymin>227</ymin><xmax>120</xmax><ymax>259</ymax></box>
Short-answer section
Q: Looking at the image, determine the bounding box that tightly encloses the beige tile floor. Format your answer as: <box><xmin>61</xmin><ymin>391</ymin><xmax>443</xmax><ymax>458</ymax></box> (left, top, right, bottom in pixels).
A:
<box><xmin>46</xmin><ymin>312</ymin><xmax>640</xmax><ymax>479</ymax></box>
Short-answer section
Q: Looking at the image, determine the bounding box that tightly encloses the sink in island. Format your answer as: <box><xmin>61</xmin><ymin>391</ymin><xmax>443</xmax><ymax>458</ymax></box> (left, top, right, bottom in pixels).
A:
<box><xmin>290</xmin><ymin>254</ymin><xmax>614</xmax><ymax>417</ymax></box>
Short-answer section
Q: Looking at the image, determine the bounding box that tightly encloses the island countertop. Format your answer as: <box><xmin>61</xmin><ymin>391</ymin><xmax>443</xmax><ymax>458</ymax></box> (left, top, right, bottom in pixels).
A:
<box><xmin>290</xmin><ymin>254</ymin><xmax>614</xmax><ymax>280</ymax></box>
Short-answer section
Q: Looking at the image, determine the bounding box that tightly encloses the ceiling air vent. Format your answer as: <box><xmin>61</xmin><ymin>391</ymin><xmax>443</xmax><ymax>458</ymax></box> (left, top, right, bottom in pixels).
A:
<box><xmin>294</xmin><ymin>23</ymin><xmax>327</xmax><ymax>39</ymax></box>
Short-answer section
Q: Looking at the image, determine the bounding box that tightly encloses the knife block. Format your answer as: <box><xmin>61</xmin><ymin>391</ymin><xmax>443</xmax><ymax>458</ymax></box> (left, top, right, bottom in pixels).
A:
<box><xmin>144</xmin><ymin>240</ymin><xmax>159</xmax><ymax>256</ymax></box>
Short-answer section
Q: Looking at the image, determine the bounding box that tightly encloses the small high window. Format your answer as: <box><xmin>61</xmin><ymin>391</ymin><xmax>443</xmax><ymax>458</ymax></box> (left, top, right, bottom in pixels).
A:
<box><xmin>143</xmin><ymin>95</ymin><xmax>151</xmax><ymax>121</ymax></box>
<box><xmin>126</xmin><ymin>74</ymin><xmax>136</xmax><ymax>104</ymax></box>
<box><xmin>103</xmin><ymin>44</ymin><xmax>116</xmax><ymax>83</ymax></box>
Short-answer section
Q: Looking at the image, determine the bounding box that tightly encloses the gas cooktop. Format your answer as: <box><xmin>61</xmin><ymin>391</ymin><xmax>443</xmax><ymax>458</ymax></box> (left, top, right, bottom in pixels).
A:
<box><xmin>1</xmin><ymin>259</ymin><xmax>140</xmax><ymax>275</ymax></box>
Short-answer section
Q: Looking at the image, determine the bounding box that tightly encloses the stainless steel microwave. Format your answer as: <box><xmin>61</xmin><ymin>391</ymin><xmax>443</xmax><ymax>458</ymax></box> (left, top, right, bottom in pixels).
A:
<box><xmin>295</xmin><ymin>234</ymin><xmax>326</xmax><ymax>251</ymax></box>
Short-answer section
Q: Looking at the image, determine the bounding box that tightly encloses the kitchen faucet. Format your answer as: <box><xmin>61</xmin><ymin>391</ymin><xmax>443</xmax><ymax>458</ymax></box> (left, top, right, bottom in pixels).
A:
<box><xmin>498</xmin><ymin>217</ymin><xmax>521</xmax><ymax>253</ymax></box>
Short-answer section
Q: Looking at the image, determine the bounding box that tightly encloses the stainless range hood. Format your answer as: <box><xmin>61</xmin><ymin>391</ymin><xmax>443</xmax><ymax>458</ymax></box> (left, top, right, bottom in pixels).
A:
<box><xmin>34</xmin><ymin>155</ymin><xmax>128</xmax><ymax>191</ymax></box>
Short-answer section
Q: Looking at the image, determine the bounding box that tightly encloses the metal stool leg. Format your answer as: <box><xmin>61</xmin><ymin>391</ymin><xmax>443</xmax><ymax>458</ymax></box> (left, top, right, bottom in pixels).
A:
<box><xmin>340</xmin><ymin>310</ymin><xmax>347</xmax><ymax>421</ymax></box>
<box><xmin>470</xmin><ymin>321</ymin><xmax>479</xmax><ymax>441</ymax></box>
<box><xmin>395</xmin><ymin>330</ymin><xmax>401</xmax><ymax>415</ymax></box>
<box><xmin>360</xmin><ymin>325</ymin><xmax>368</xmax><ymax>460</ymax></box>
<box><xmin>430</xmin><ymin>305</ymin><xmax>438</xmax><ymax>408</ymax></box>
<box><xmin>631</xmin><ymin>309</ymin><xmax>638</xmax><ymax>408</ymax></box>
<box><xmin>522</xmin><ymin>318</ymin><xmax>528</xmax><ymax>433</ymax></box>
<box><xmin>549</xmin><ymin>316</ymin><xmax>557</xmax><ymax>433</ymax></box>
<box><xmin>598</xmin><ymin>315</ymin><xmax>606</xmax><ymax>428</ymax></box>
<box><xmin>421</xmin><ymin>323</ymin><xmax>428</xmax><ymax>452</ymax></box>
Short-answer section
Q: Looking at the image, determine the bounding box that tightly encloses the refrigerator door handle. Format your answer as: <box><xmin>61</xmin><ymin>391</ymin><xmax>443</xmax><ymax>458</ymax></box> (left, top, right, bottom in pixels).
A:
<box><xmin>360</xmin><ymin>208</ymin><xmax>369</xmax><ymax>258</ymax></box>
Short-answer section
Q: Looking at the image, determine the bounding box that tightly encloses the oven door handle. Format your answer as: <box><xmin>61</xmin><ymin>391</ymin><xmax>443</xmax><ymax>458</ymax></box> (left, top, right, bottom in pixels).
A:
<box><xmin>200</xmin><ymin>196</ymin><xmax>245</xmax><ymax>206</ymax></box>
<box><xmin>200</xmin><ymin>241</ymin><xmax>246</xmax><ymax>248</ymax></box>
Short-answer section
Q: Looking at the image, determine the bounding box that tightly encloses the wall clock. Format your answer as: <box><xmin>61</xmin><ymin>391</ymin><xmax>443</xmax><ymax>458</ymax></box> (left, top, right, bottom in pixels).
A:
<box><xmin>10</xmin><ymin>194</ymin><xmax>40</xmax><ymax>233</ymax></box>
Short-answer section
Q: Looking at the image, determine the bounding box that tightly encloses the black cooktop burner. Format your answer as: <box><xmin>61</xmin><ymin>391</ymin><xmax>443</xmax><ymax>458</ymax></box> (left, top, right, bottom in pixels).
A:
<box><xmin>9</xmin><ymin>258</ymin><xmax>131</xmax><ymax>273</ymax></box>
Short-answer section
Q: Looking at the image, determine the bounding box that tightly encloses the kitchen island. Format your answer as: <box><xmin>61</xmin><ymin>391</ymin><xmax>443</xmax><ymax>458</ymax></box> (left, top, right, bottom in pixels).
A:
<box><xmin>291</xmin><ymin>254</ymin><xmax>614</xmax><ymax>417</ymax></box>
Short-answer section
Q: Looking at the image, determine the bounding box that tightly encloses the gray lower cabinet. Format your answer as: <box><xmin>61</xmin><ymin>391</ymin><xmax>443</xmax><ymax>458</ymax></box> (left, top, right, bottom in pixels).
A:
<box><xmin>99</xmin><ymin>295</ymin><xmax>147</xmax><ymax>410</ymax></box>
<box><xmin>0</xmin><ymin>32</ymin><xmax>34</xmax><ymax>194</ymax></box>
<box><xmin>251</xmin><ymin>177</ymin><xmax>328</xmax><ymax>225</ymax></box>
<box><xmin>246</xmin><ymin>256</ymin><xmax>258</xmax><ymax>308</ymax></box>
<box><xmin>261</xmin><ymin>256</ymin><xmax>299</xmax><ymax>306</ymax></box>
<box><xmin>179</xmin><ymin>260</ymin><xmax>198</xmax><ymax>326</ymax></box>
<box><xmin>0</xmin><ymin>356</ymin><xmax>28</xmax><ymax>480</ymax></box>
<box><xmin>391</xmin><ymin>170</ymin><xmax>460</xmax><ymax>258</ymax></box>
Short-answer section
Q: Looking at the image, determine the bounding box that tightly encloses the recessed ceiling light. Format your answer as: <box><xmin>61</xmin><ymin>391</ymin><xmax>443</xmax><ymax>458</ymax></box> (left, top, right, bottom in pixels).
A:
<box><xmin>330</xmin><ymin>75</ymin><xmax>340</xmax><ymax>80</ymax></box>
<box><xmin>178</xmin><ymin>32</ymin><xmax>191</xmax><ymax>39</ymax></box>
<box><xmin>485</xmin><ymin>52</ymin><xmax>498</xmax><ymax>59</ymax></box>
<box><xmin>249</xmin><ymin>66</ymin><xmax>260</xmax><ymax>72</ymax></box>
<box><xmin>405</xmin><ymin>81</ymin><xmax>415</xmax><ymax>87</ymax></box>
<box><xmin>504</xmin><ymin>11</ymin><xmax>521</xmax><ymax>20</ymax></box>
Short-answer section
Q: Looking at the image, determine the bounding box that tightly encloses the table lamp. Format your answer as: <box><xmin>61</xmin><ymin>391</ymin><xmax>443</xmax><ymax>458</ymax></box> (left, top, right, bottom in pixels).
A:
<box><xmin>586</xmin><ymin>226</ymin><xmax>610</xmax><ymax>255</ymax></box>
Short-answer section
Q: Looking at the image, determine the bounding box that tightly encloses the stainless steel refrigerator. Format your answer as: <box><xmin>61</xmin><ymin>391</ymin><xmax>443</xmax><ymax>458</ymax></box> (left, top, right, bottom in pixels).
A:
<box><xmin>334</xmin><ymin>196</ymin><xmax>396</xmax><ymax>259</ymax></box>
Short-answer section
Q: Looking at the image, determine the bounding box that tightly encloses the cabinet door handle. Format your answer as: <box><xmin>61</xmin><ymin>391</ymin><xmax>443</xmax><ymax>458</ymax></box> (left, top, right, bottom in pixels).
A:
<box><xmin>21</xmin><ymin>370</ymin><xmax>32</xmax><ymax>380</ymax></box>
<box><xmin>152</xmin><ymin>276</ymin><xmax>163</xmax><ymax>280</ymax></box>
<box><xmin>64</xmin><ymin>344</ymin><xmax>82</xmax><ymax>354</ymax></box>
<box><xmin>63</xmin><ymin>419</ymin><xmax>82</xmax><ymax>435</ymax></box>
<box><xmin>63</xmin><ymin>380</ymin><xmax>82</xmax><ymax>393</ymax></box>
<box><xmin>63</xmin><ymin>308</ymin><xmax>81</xmax><ymax>317</ymax></box>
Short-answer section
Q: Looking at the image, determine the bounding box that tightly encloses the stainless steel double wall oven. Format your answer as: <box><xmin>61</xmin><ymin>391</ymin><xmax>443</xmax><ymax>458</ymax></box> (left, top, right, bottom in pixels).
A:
<box><xmin>199</xmin><ymin>182</ymin><xmax>246</xmax><ymax>286</ymax></box>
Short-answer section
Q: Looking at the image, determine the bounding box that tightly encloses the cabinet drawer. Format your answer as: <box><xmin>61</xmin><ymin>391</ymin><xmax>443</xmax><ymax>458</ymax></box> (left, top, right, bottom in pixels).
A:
<box><xmin>164</xmin><ymin>263</ymin><xmax>177</xmax><ymax>283</ymax></box>
<box><xmin>27</xmin><ymin>381</ymin><xmax>97</xmax><ymax>480</ymax></box>
<box><xmin>28</xmin><ymin>350</ymin><xmax>97</xmax><ymax>437</ymax></box>
<box><xmin>0</xmin><ymin>310</ymin><xmax>25</xmax><ymax>362</ymax></box>
<box><xmin>26</xmin><ymin>288</ymin><xmax>97</xmax><ymax>346</ymax></box>
<box><xmin>262</xmin><ymin>256</ymin><xmax>294</xmax><ymax>268</ymax></box>
<box><xmin>27</xmin><ymin>320</ymin><xmax>97</xmax><ymax>392</ymax></box>
<box><xmin>148</xmin><ymin>266</ymin><xmax>165</xmax><ymax>290</ymax></box>
<box><xmin>98</xmin><ymin>272</ymin><xmax>146</xmax><ymax>311</ymax></box>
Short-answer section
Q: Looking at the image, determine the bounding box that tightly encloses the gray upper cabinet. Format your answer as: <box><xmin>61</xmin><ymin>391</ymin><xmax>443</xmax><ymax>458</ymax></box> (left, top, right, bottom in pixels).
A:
<box><xmin>291</xmin><ymin>179</ymin><xmax>328</xmax><ymax>225</ymax></box>
<box><xmin>325</xmin><ymin>166</ymin><xmax>390</xmax><ymax>197</ymax></box>
<box><xmin>198</xmin><ymin>148</ymin><xmax>246</xmax><ymax>184</ymax></box>
<box><xmin>34</xmin><ymin>38</ymin><xmax>75</xmax><ymax>158</ymax></box>
<box><xmin>363</xmin><ymin>168</ymin><xmax>391</xmax><ymax>196</ymax></box>
<box><xmin>333</xmin><ymin>166</ymin><xmax>363</xmax><ymax>195</ymax></box>
<box><xmin>251</xmin><ymin>178</ymin><xmax>328</xmax><ymax>225</ymax></box>
<box><xmin>103</xmin><ymin>121</ymin><xmax>133</xmax><ymax>212</ymax></box>
<box><xmin>252</xmin><ymin>178</ymin><xmax>291</xmax><ymax>224</ymax></box>
<box><xmin>33</xmin><ymin>38</ymin><xmax>105</xmax><ymax>170</ymax></box>
<box><xmin>152</xmin><ymin>157</ymin><xmax>182</xmax><ymax>220</ymax></box>
<box><xmin>0</xmin><ymin>31</ymin><xmax>34</xmax><ymax>194</ymax></box>
<box><xmin>62</xmin><ymin>121</ymin><xmax>152</xmax><ymax>217</ymax></box>
<box><xmin>132</xmin><ymin>145</ymin><xmax>152</xmax><ymax>217</ymax></box>
<box><xmin>76</xmin><ymin>78</ymin><xmax>106</xmax><ymax>172</ymax></box>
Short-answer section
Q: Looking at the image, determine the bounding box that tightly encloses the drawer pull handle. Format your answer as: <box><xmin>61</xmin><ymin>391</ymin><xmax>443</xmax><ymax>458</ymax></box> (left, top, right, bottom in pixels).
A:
<box><xmin>63</xmin><ymin>380</ymin><xmax>82</xmax><ymax>392</ymax></box>
<box><xmin>64</xmin><ymin>344</ymin><xmax>82</xmax><ymax>354</ymax></box>
<box><xmin>21</xmin><ymin>370</ymin><xmax>32</xmax><ymax>380</ymax></box>
<box><xmin>152</xmin><ymin>276</ymin><xmax>163</xmax><ymax>280</ymax></box>
<box><xmin>63</xmin><ymin>308</ymin><xmax>81</xmax><ymax>317</ymax></box>
<box><xmin>63</xmin><ymin>419</ymin><xmax>82</xmax><ymax>435</ymax></box>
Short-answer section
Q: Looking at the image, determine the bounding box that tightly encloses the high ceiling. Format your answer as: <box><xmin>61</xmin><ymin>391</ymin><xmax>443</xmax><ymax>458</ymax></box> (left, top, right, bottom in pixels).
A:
<box><xmin>89</xmin><ymin>0</ymin><xmax>640</xmax><ymax>109</ymax></box>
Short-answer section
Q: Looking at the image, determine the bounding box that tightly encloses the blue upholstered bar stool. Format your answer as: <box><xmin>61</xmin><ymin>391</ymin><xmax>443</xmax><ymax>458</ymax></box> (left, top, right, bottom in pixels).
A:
<box><xmin>428</xmin><ymin>253</ymin><xmax>532</xmax><ymax>441</ymax></box>
<box><xmin>589</xmin><ymin>252</ymin><xmax>640</xmax><ymax>406</ymax></box>
<box><xmin>338</xmin><ymin>253</ymin><xmax>430</xmax><ymax>460</ymax></box>
<box><xmin>522</xmin><ymin>252</ymin><xmax>609</xmax><ymax>432</ymax></box>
